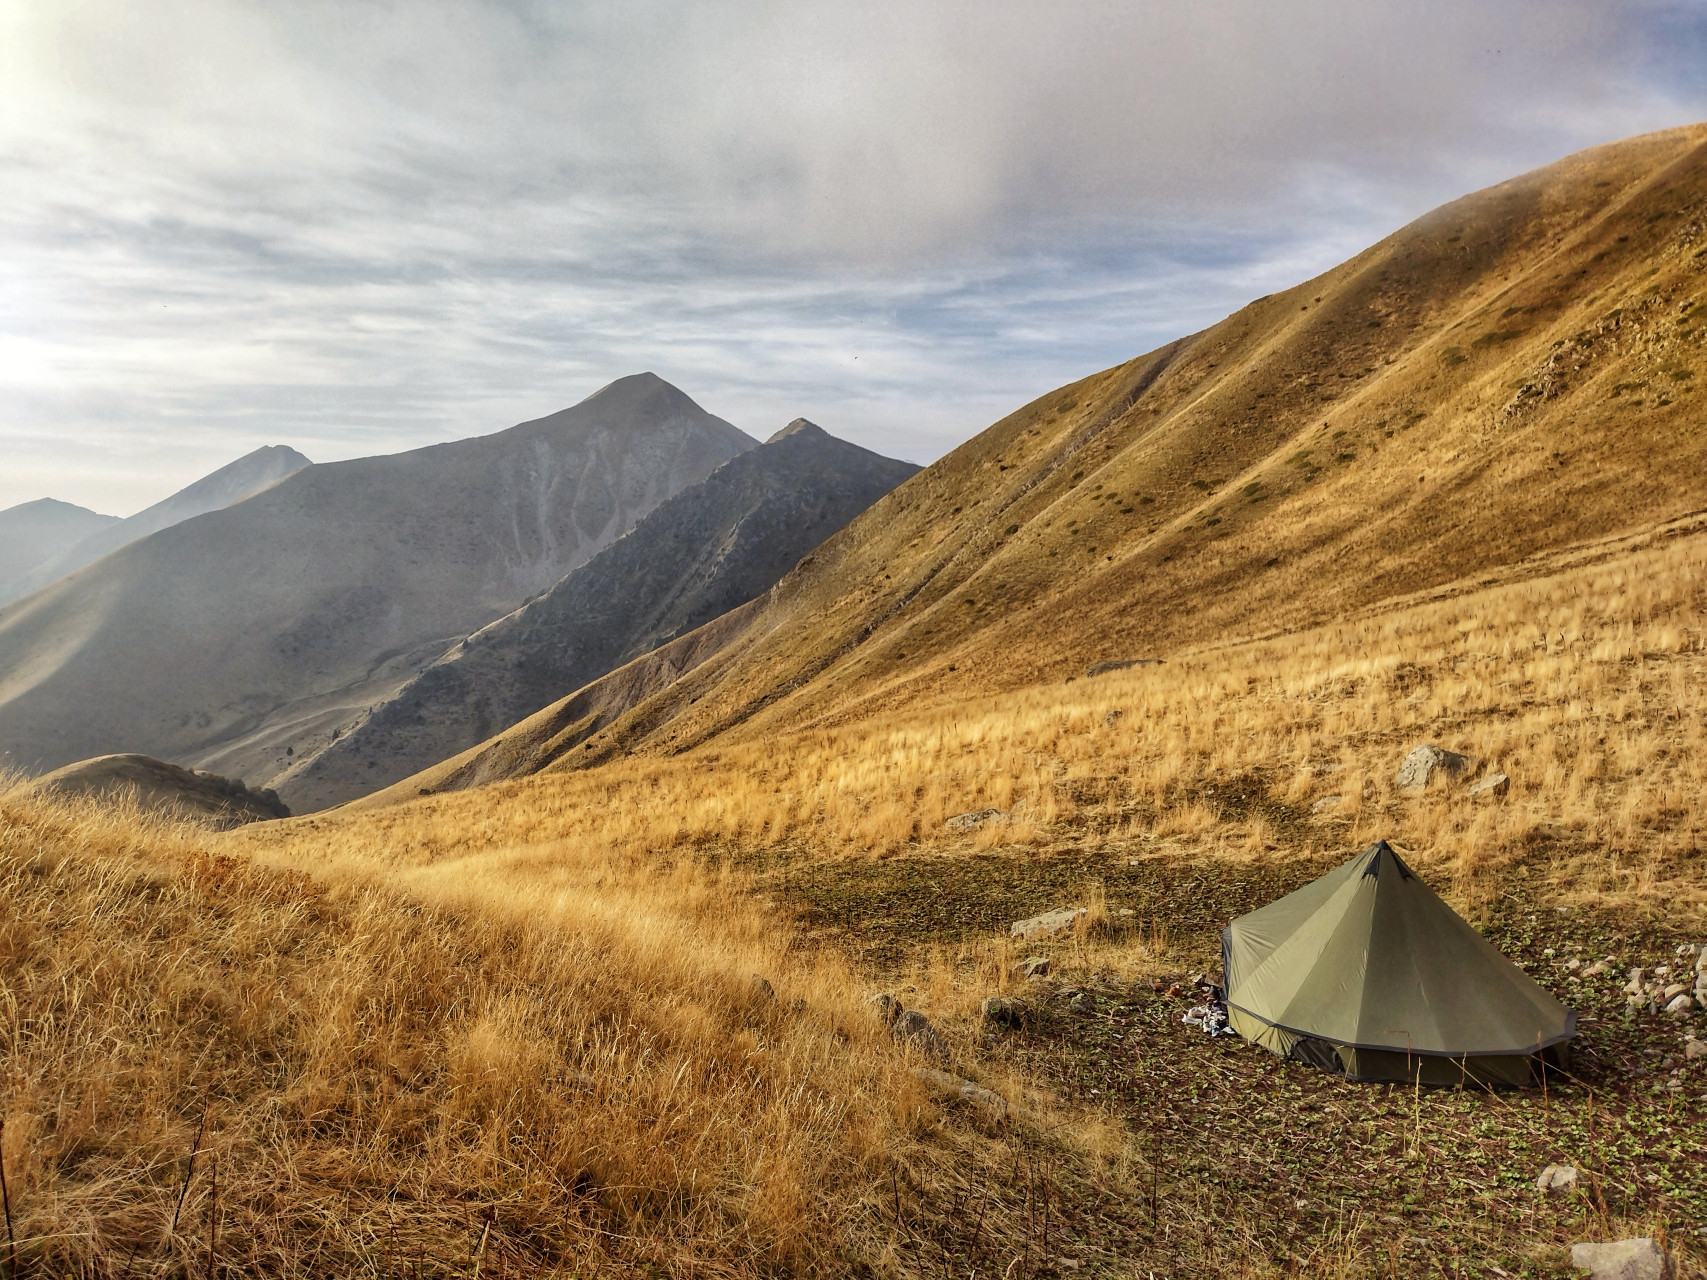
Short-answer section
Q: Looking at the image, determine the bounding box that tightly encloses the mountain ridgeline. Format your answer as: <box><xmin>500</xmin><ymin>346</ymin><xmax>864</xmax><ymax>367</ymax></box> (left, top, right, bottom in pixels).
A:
<box><xmin>0</xmin><ymin>446</ymin><xmax>314</xmax><ymax>607</ymax></box>
<box><xmin>364</xmin><ymin>125</ymin><xmax>1707</xmax><ymax>806</ymax></box>
<box><xmin>0</xmin><ymin>499</ymin><xmax>119</xmax><ymax>601</ymax></box>
<box><xmin>0</xmin><ymin>375</ymin><xmax>755</xmax><ymax>783</ymax></box>
<box><xmin>275</xmin><ymin>419</ymin><xmax>918</xmax><ymax>810</ymax></box>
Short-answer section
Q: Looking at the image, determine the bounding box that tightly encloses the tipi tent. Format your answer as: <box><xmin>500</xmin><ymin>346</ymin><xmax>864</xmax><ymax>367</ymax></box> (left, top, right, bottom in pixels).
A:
<box><xmin>1222</xmin><ymin>840</ymin><xmax>1575</xmax><ymax>1086</ymax></box>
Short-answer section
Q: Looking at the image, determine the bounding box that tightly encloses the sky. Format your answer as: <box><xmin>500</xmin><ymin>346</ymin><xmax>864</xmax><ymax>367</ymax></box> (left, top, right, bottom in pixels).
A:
<box><xmin>3</xmin><ymin>2</ymin><xmax>1706</xmax><ymax>516</ymax></box>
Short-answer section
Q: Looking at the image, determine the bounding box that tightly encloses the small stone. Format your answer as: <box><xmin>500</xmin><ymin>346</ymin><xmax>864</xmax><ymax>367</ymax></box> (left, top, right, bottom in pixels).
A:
<box><xmin>1068</xmin><ymin>991</ymin><xmax>1094</xmax><ymax>1015</ymax></box>
<box><xmin>1311</xmin><ymin>794</ymin><xmax>1343</xmax><ymax>812</ymax></box>
<box><xmin>1010</xmin><ymin>907</ymin><xmax>1087</xmax><ymax>941</ymax></box>
<box><xmin>1013</xmin><ymin>956</ymin><xmax>1051</xmax><ymax>980</ymax></box>
<box><xmin>980</xmin><ymin>996</ymin><xmax>1021</xmax><ymax>1027</ymax></box>
<box><xmin>1654</xmin><ymin>965</ymin><xmax>1671</xmax><ymax>979</ymax></box>
<box><xmin>750</xmin><ymin>975</ymin><xmax>777</xmax><ymax>1004</ymax></box>
<box><xmin>1535</xmin><ymin>1164</ymin><xmax>1579</xmax><ymax>1193</ymax></box>
<box><xmin>866</xmin><ymin>993</ymin><xmax>903</xmax><ymax>1027</ymax></box>
<box><xmin>1567</xmin><ymin>958</ymin><xmax>1582</xmax><ymax>970</ymax></box>
<box><xmin>1696</xmin><ymin>949</ymin><xmax>1707</xmax><ymax>974</ymax></box>
<box><xmin>945</xmin><ymin>807</ymin><xmax>1006</xmax><ymax>833</ymax></box>
<box><xmin>1467</xmin><ymin>772</ymin><xmax>1511</xmax><ymax>798</ymax></box>
<box><xmin>1394</xmin><ymin>744</ymin><xmax>1475</xmax><ymax>794</ymax></box>
<box><xmin>1684</xmin><ymin>1040</ymin><xmax>1707</xmax><ymax>1061</ymax></box>
<box><xmin>1544</xmin><ymin>948</ymin><xmax>1556</xmax><ymax>958</ymax></box>
<box><xmin>1624</xmin><ymin>968</ymin><xmax>1647</xmax><ymax>996</ymax></box>
<box><xmin>1117</xmin><ymin>907</ymin><xmax>1135</xmax><ymax>916</ymax></box>
<box><xmin>1582</xmin><ymin>960</ymin><xmax>1610</xmax><ymax>977</ymax></box>
<box><xmin>1663</xmin><ymin>983</ymin><xmax>1688</xmax><ymax>1000</ymax></box>
<box><xmin>1103</xmin><ymin>709</ymin><xmax>1125</xmax><ymax>726</ymax></box>
<box><xmin>1664</xmin><ymin>994</ymin><xmax>1695</xmax><ymax>1017</ymax></box>
<box><xmin>1677</xmin><ymin>943</ymin><xmax>1699</xmax><ymax>958</ymax></box>
<box><xmin>1568</xmin><ymin>1238</ymin><xmax>1670</xmax><ymax>1280</ymax></box>
<box><xmin>893</xmin><ymin>1009</ymin><xmax>947</xmax><ymax>1058</ymax></box>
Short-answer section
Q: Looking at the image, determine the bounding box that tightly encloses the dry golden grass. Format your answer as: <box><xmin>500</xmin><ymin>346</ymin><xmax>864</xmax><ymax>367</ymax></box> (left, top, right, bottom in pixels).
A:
<box><xmin>2</xmin><ymin>780</ymin><xmax>1164</xmax><ymax>1277</ymax></box>
<box><xmin>291</xmin><ymin>528</ymin><xmax>1707</xmax><ymax>925</ymax></box>
<box><xmin>8</xmin><ymin>521</ymin><xmax>1706</xmax><ymax>1276</ymax></box>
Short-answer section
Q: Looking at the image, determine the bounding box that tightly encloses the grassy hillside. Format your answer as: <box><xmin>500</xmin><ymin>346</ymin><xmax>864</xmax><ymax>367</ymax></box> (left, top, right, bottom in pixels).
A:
<box><xmin>7</xmin><ymin>126</ymin><xmax>1707</xmax><ymax>1277</ymax></box>
<box><xmin>391</xmin><ymin>125</ymin><xmax>1707</xmax><ymax>791</ymax></box>
<box><xmin>11</xmin><ymin>509</ymin><xmax>1701</xmax><ymax>1275</ymax></box>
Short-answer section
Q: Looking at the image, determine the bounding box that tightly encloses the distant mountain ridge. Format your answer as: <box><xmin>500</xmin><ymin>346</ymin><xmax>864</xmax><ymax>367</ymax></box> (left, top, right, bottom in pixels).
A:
<box><xmin>0</xmin><ymin>446</ymin><xmax>312</xmax><ymax>606</ymax></box>
<box><xmin>276</xmin><ymin>419</ymin><xmax>919</xmax><ymax>811</ymax></box>
<box><xmin>0</xmin><ymin>374</ymin><xmax>754</xmax><ymax>781</ymax></box>
<box><xmin>0</xmin><ymin>499</ymin><xmax>118</xmax><ymax>600</ymax></box>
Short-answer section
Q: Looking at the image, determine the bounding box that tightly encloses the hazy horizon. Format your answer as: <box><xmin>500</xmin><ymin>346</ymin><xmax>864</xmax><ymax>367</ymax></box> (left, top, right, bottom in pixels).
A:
<box><xmin>4</xmin><ymin>1</ymin><xmax>1705</xmax><ymax>516</ymax></box>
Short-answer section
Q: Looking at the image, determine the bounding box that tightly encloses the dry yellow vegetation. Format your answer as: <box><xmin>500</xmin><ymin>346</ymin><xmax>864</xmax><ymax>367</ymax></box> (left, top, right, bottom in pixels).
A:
<box><xmin>5</xmin><ymin>783</ymin><xmax>1143</xmax><ymax>1276</ymax></box>
<box><xmin>7</xmin><ymin>126</ymin><xmax>1707</xmax><ymax>1279</ymax></box>
<box><xmin>306</xmin><ymin>519</ymin><xmax>1707</xmax><ymax>923</ymax></box>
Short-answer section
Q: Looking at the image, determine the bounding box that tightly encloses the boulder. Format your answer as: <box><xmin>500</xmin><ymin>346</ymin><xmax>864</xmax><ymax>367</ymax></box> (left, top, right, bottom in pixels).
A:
<box><xmin>1467</xmin><ymin>773</ymin><xmax>1510</xmax><ymax>798</ymax></box>
<box><xmin>866</xmin><ymin>993</ymin><xmax>903</xmax><ymax>1027</ymax></box>
<box><xmin>1395</xmin><ymin>745</ymin><xmax>1475</xmax><ymax>793</ymax></box>
<box><xmin>945</xmin><ymin>808</ymin><xmax>1006</xmax><ymax>833</ymax></box>
<box><xmin>1535</xmin><ymin>1164</ymin><xmax>1579</xmax><ymax>1193</ymax></box>
<box><xmin>892</xmin><ymin>1009</ymin><xmax>947</xmax><ymax>1058</ymax></box>
<box><xmin>1568</xmin><ymin>1238</ymin><xmax>1671</xmax><ymax>1280</ymax></box>
<box><xmin>1010</xmin><ymin>907</ymin><xmax>1087</xmax><ymax>941</ymax></box>
<box><xmin>911</xmin><ymin>1067</ymin><xmax>1010</xmax><ymax>1120</ymax></box>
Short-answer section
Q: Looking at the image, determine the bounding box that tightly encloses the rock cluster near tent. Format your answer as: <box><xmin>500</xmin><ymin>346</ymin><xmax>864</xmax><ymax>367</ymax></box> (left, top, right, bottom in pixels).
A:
<box><xmin>1622</xmin><ymin>943</ymin><xmax>1707</xmax><ymax>1018</ymax></box>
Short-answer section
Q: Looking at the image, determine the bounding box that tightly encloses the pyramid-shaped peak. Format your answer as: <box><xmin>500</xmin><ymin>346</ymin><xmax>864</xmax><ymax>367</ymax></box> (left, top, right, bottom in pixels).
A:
<box><xmin>766</xmin><ymin>418</ymin><xmax>831</xmax><ymax>444</ymax></box>
<box><xmin>577</xmin><ymin>372</ymin><xmax>703</xmax><ymax>416</ymax></box>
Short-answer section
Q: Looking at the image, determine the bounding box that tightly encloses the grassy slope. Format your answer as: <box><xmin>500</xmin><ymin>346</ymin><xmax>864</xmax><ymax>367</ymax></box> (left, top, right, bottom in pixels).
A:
<box><xmin>10</xmin><ymin>127</ymin><xmax>1707</xmax><ymax>1279</ymax></box>
<box><xmin>376</xmin><ymin>124</ymin><xmax>1707</xmax><ymax>798</ymax></box>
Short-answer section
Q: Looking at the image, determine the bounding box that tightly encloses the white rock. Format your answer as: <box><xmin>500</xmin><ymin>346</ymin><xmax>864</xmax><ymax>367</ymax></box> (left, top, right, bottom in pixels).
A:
<box><xmin>1697</xmin><ymin>948</ymin><xmax>1707</xmax><ymax>974</ymax></box>
<box><xmin>1582</xmin><ymin>960</ymin><xmax>1610</xmax><ymax>977</ymax></box>
<box><xmin>1664</xmin><ymin>994</ymin><xmax>1695</xmax><ymax>1017</ymax></box>
<box><xmin>1010</xmin><ymin>907</ymin><xmax>1087</xmax><ymax>941</ymax></box>
<box><xmin>1685</xmin><ymin>1039</ymin><xmax>1707</xmax><ymax>1062</ymax></box>
<box><xmin>945</xmin><ymin>807</ymin><xmax>1006</xmax><ymax>832</ymax></box>
<box><xmin>1566</xmin><ymin>958</ymin><xmax>1582</xmax><ymax>971</ymax></box>
<box><xmin>911</xmin><ymin>1067</ymin><xmax>1010</xmax><ymax>1120</ymax></box>
<box><xmin>1624</xmin><ymin>968</ymin><xmax>1647</xmax><ymax>996</ymax></box>
<box><xmin>1568</xmin><ymin>1237</ymin><xmax>1671</xmax><ymax>1280</ymax></box>
<box><xmin>1311</xmin><ymin>794</ymin><xmax>1344</xmax><ymax>811</ymax></box>
<box><xmin>1536</xmin><ymin>1164</ymin><xmax>1579</xmax><ymax>1192</ymax></box>
<box><xmin>1395</xmin><ymin>744</ymin><xmax>1475</xmax><ymax>793</ymax></box>
<box><xmin>1654</xmin><ymin>965</ymin><xmax>1671</xmax><ymax>979</ymax></box>
<box><xmin>1663</xmin><ymin>983</ymin><xmax>1688</xmax><ymax>1000</ymax></box>
<box><xmin>1467</xmin><ymin>772</ymin><xmax>1510</xmax><ymax>798</ymax></box>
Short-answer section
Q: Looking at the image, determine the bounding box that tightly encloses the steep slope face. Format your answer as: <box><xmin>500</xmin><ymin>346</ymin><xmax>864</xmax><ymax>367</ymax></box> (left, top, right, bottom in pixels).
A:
<box><xmin>376</xmin><ymin>124</ymin><xmax>1707</xmax><ymax>800</ymax></box>
<box><xmin>0</xmin><ymin>499</ymin><xmax>118</xmax><ymax>599</ymax></box>
<box><xmin>1</xmin><ymin>446</ymin><xmax>313</xmax><ymax>605</ymax></box>
<box><xmin>0</xmin><ymin>374</ymin><xmax>754</xmax><ymax>778</ymax></box>
<box><xmin>277</xmin><ymin>420</ymin><xmax>918</xmax><ymax>811</ymax></box>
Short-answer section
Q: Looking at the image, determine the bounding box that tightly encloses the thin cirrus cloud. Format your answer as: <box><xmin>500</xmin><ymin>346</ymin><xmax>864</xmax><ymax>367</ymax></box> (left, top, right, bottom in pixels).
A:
<box><xmin>1</xmin><ymin>0</ymin><xmax>1703</xmax><ymax>514</ymax></box>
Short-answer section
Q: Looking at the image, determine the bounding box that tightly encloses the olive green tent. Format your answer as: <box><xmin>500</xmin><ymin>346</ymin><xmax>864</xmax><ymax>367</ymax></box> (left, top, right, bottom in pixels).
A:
<box><xmin>1222</xmin><ymin>840</ymin><xmax>1575</xmax><ymax>1086</ymax></box>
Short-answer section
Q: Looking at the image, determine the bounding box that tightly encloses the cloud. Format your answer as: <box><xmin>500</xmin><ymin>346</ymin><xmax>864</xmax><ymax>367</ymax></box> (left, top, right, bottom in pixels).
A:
<box><xmin>1</xmin><ymin>0</ymin><xmax>1704</xmax><ymax>512</ymax></box>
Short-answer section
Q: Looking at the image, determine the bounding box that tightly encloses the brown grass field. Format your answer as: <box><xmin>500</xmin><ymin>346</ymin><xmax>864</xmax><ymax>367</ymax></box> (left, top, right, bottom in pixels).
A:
<box><xmin>5</xmin><ymin>127</ymin><xmax>1707</xmax><ymax>1277</ymax></box>
<box><xmin>6</xmin><ymin>510</ymin><xmax>1706</xmax><ymax>1277</ymax></box>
